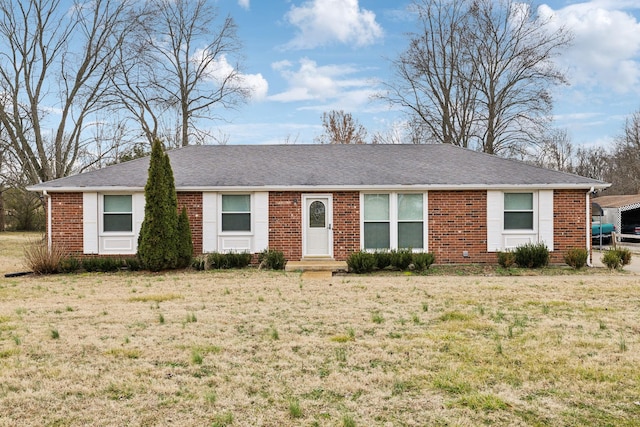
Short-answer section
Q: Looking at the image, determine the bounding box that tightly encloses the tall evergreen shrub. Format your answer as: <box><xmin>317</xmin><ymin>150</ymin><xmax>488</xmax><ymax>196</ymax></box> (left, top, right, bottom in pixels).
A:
<box><xmin>137</xmin><ymin>139</ymin><xmax>179</xmax><ymax>271</ymax></box>
<box><xmin>176</xmin><ymin>206</ymin><xmax>193</xmax><ymax>268</ymax></box>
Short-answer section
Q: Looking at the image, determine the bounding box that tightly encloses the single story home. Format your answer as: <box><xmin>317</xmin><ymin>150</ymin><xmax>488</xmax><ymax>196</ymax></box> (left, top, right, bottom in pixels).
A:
<box><xmin>28</xmin><ymin>144</ymin><xmax>609</xmax><ymax>264</ymax></box>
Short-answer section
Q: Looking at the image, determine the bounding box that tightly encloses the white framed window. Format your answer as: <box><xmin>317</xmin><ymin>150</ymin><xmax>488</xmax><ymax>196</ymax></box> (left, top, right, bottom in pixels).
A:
<box><xmin>221</xmin><ymin>194</ymin><xmax>251</xmax><ymax>232</ymax></box>
<box><xmin>363</xmin><ymin>194</ymin><xmax>390</xmax><ymax>249</ymax></box>
<box><xmin>398</xmin><ymin>194</ymin><xmax>424</xmax><ymax>249</ymax></box>
<box><xmin>103</xmin><ymin>195</ymin><xmax>133</xmax><ymax>233</ymax></box>
<box><xmin>362</xmin><ymin>193</ymin><xmax>425</xmax><ymax>250</ymax></box>
<box><xmin>504</xmin><ymin>193</ymin><xmax>534</xmax><ymax>230</ymax></box>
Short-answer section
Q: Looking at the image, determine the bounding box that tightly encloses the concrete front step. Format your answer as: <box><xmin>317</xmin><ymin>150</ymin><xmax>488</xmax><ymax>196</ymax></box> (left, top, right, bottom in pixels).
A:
<box><xmin>285</xmin><ymin>259</ymin><xmax>348</xmax><ymax>273</ymax></box>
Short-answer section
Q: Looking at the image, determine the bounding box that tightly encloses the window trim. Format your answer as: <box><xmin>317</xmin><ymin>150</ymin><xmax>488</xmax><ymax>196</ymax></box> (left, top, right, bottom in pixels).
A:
<box><xmin>100</xmin><ymin>194</ymin><xmax>133</xmax><ymax>235</ymax></box>
<box><xmin>361</xmin><ymin>192</ymin><xmax>426</xmax><ymax>251</ymax></box>
<box><xmin>503</xmin><ymin>192</ymin><xmax>536</xmax><ymax>232</ymax></box>
<box><xmin>219</xmin><ymin>193</ymin><xmax>253</xmax><ymax>234</ymax></box>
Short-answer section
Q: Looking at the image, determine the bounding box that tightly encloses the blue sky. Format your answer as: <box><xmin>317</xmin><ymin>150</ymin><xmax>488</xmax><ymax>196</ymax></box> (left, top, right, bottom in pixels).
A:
<box><xmin>202</xmin><ymin>1</ymin><xmax>640</xmax><ymax>148</ymax></box>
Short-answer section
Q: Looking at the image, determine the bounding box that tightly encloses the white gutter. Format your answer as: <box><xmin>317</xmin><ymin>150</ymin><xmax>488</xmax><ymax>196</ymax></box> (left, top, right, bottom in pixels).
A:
<box><xmin>587</xmin><ymin>187</ymin><xmax>593</xmax><ymax>267</ymax></box>
<box><xmin>29</xmin><ymin>182</ymin><xmax>612</xmax><ymax>193</ymax></box>
<box><xmin>44</xmin><ymin>190</ymin><xmax>52</xmax><ymax>251</ymax></box>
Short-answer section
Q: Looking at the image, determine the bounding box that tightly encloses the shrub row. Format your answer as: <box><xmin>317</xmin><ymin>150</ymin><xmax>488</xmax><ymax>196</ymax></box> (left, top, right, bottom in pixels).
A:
<box><xmin>347</xmin><ymin>250</ymin><xmax>435</xmax><ymax>274</ymax></box>
<box><xmin>191</xmin><ymin>249</ymin><xmax>287</xmax><ymax>271</ymax></box>
<box><xmin>59</xmin><ymin>256</ymin><xmax>141</xmax><ymax>273</ymax></box>
<box><xmin>497</xmin><ymin>243</ymin><xmax>549</xmax><ymax>269</ymax></box>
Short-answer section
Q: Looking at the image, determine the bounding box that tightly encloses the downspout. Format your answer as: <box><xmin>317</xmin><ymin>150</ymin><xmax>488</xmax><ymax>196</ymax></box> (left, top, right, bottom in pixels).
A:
<box><xmin>587</xmin><ymin>187</ymin><xmax>593</xmax><ymax>267</ymax></box>
<box><xmin>44</xmin><ymin>190</ymin><xmax>52</xmax><ymax>251</ymax></box>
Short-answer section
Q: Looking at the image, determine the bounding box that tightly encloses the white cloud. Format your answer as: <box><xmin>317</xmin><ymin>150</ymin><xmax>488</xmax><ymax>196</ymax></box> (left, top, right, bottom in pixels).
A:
<box><xmin>540</xmin><ymin>2</ymin><xmax>640</xmax><ymax>93</ymax></box>
<box><xmin>268</xmin><ymin>57</ymin><xmax>374</xmax><ymax>107</ymax></box>
<box><xmin>238</xmin><ymin>0</ymin><xmax>250</xmax><ymax>10</ymax></box>
<box><xmin>283</xmin><ymin>0</ymin><xmax>383</xmax><ymax>49</ymax></box>
<box><xmin>194</xmin><ymin>50</ymin><xmax>268</xmax><ymax>101</ymax></box>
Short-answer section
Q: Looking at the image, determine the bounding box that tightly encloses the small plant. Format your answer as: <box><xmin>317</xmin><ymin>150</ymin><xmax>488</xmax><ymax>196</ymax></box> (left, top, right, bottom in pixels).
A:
<box><xmin>371</xmin><ymin>311</ymin><xmax>384</xmax><ymax>324</ymax></box>
<box><xmin>342</xmin><ymin>414</ymin><xmax>356</xmax><ymax>427</ymax></box>
<box><xmin>514</xmin><ymin>242</ymin><xmax>549</xmax><ymax>268</ymax></box>
<box><xmin>24</xmin><ymin>240</ymin><xmax>67</xmax><ymax>274</ymax></box>
<box><xmin>390</xmin><ymin>249</ymin><xmax>413</xmax><ymax>270</ymax></box>
<box><xmin>158</xmin><ymin>313</ymin><xmax>165</xmax><ymax>324</ymax></box>
<box><xmin>564</xmin><ymin>248</ymin><xmax>588</xmax><ymax>269</ymax></box>
<box><xmin>258</xmin><ymin>249</ymin><xmax>286</xmax><ymax>270</ymax></box>
<box><xmin>206</xmin><ymin>251</ymin><xmax>252</xmax><ymax>269</ymax></box>
<box><xmin>186</xmin><ymin>312</ymin><xmax>197</xmax><ymax>323</ymax></box>
<box><xmin>288</xmin><ymin>398</ymin><xmax>303</xmax><ymax>418</ymax></box>
<box><xmin>496</xmin><ymin>251</ymin><xmax>516</xmax><ymax>268</ymax></box>
<box><xmin>191</xmin><ymin>349</ymin><xmax>203</xmax><ymax>364</ymax></box>
<box><xmin>347</xmin><ymin>251</ymin><xmax>376</xmax><ymax>274</ymax></box>
<box><xmin>601</xmin><ymin>249</ymin><xmax>622</xmax><ymax>270</ymax></box>
<box><xmin>374</xmin><ymin>250</ymin><xmax>392</xmax><ymax>269</ymax></box>
<box><xmin>59</xmin><ymin>256</ymin><xmax>81</xmax><ymax>273</ymax></box>
<box><xmin>50</xmin><ymin>328</ymin><xmax>60</xmax><ymax>339</ymax></box>
<box><xmin>412</xmin><ymin>252</ymin><xmax>435</xmax><ymax>270</ymax></box>
<box><xmin>617</xmin><ymin>248</ymin><xmax>632</xmax><ymax>266</ymax></box>
<box><xmin>191</xmin><ymin>256</ymin><xmax>207</xmax><ymax>271</ymax></box>
<box><xmin>270</xmin><ymin>326</ymin><xmax>280</xmax><ymax>340</ymax></box>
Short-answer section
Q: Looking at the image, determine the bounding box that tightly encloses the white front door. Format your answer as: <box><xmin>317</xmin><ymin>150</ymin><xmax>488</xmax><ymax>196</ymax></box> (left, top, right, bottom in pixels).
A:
<box><xmin>303</xmin><ymin>195</ymin><xmax>333</xmax><ymax>257</ymax></box>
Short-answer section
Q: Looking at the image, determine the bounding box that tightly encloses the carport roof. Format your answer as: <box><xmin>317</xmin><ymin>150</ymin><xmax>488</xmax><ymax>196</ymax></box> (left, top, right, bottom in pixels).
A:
<box><xmin>592</xmin><ymin>195</ymin><xmax>640</xmax><ymax>209</ymax></box>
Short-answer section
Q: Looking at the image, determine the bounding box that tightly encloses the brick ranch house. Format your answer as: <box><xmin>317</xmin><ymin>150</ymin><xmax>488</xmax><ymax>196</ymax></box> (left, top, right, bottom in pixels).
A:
<box><xmin>28</xmin><ymin>144</ymin><xmax>609</xmax><ymax>264</ymax></box>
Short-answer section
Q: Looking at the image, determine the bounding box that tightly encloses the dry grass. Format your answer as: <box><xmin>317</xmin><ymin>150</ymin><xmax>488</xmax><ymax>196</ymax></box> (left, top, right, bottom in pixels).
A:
<box><xmin>0</xmin><ymin>234</ymin><xmax>639</xmax><ymax>426</ymax></box>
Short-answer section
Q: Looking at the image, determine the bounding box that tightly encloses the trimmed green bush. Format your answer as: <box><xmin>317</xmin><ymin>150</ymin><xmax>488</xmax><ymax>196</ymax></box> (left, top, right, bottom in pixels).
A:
<box><xmin>514</xmin><ymin>243</ymin><xmax>549</xmax><ymax>268</ymax></box>
<box><xmin>347</xmin><ymin>251</ymin><xmax>376</xmax><ymax>274</ymax></box>
<box><xmin>374</xmin><ymin>251</ymin><xmax>392</xmax><ymax>270</ymax></box>
<box><xmin>496</xmin><ymin>251</ymin><xmax>516</xmax><ymax>268</ymax></box>
<box><xmin>258</xmin><ymin>249</ymin><xmax>286</xmax><ymax>270</ymax></box>
<box><xmin>602</xmin><ymin>249</ymin><xmax>622</xmax><ymax>270</ymax></box>
<box><xmin>59</xmin><ymin>256</ymin><xmax>81</xmax><ymax>273</ymax></box>
<box><xmin>206</xmin><ymin>252</ymin><xmax>252</xmax><ymax>269</ymax></box>
<box><xmin>390</xmin><ymin>249</ymin><xmax>413</xmax><ymax>270</ymax></box>
<box><xmin>601</xmin><ymin>248</ymin><xmax>632</xmax><ymax>270</ymax></box>
<box><xmin>564</xmin><ymin>248</ymin><xmax>588</xmax><ymax>269</ymax></box>
<box><xmin>412</xmin><ymin>252</ymin><xmax>435</xmax><ymax>270</ymax></box>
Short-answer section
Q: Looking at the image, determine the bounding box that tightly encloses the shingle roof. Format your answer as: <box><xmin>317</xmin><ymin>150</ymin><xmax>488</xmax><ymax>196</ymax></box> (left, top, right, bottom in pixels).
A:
<box><xmin>28</xmin><ymin>144</ymin><xmax>608</xmax><ymax>191</ymax></box>
<box><xmin>592</xmin><ymin>194</ymin><xmax>640</xmax><ymax>208</ymax></box>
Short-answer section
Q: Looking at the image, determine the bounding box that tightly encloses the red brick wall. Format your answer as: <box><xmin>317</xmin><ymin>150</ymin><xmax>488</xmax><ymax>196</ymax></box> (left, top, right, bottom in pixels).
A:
<box><xmin>48</xmin><ymin>189</ymin><xmax>588</xmax><ymax>264</ymax></box>
<box><xmin>177</xmin><ymin>192</ymin><xmax>203</xmax><ymax>255</ymax></box>
<box><xmin>268</xmin><ymin>191</ymin><xmax>360</xmax><ymax>261</ymax></box>
<box><xmin>49</xmin><ymin>192</ymin><xmax>84</xmax><ymax>253</ymax></box>
<box><xmin>332</xmin><ymin>192</ymin><xmax>360</xmax><ymax>260</ymax></box>
<box><xmin>553</xmin><ymin>189</ymin><xmax>588</xmax><ymax>263</ymax></box>
<box><xmin>428</xmin><ymin>191</ymin><xmax>494</xmax><ymax>263</ymax></box>
<box><xmin>269</xmin><ymin>192</ymin><xmax>302</xmax><ymax>261</ymax></box>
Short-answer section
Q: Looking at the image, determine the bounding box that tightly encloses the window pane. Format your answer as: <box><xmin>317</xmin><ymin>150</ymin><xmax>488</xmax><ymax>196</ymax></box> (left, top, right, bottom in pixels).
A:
<box><xmin>398</xmin><ymin>194</ymin><xmax>423</xmax><ymax>221</ymax></box>
<box><xmin>398</xmin><ymin>222</ymin><xmax>423</xmax><ymax>249</ymax></box>
<box><xmin>222</xmin><ymin>195</ymin><xmax>250</xmax><ymax>212</ymax></box>
<box><xmin>504</xmin><ymin>212</ymin><xmax>533</xmax><ymax>229</ymax></box>
<box><xmin>104</xmin><ymin>214</ymin><xmax>132</xmax><ymax>232</ymax></box>
<box><xmin>309</xmin><ymin>201</ymin><xmax>325</xmax><ymax>228</ymax></box>
<box><xmin>364</xmin><ymin>194</ymin><xmax>389</xmax><ymax>221</ymax></box>
<box><xmin>504</xmin><ymin>193</ymin><xmax>533</xmax><ymax>210</ymax></box>
<box><xmin>364</xmin><ymin>222</ymin><xmax>390</xmax><ymax>249</ymax></box>
<box><xmin>104</xmin><ymin>195</ymin><xmax>132</xmax><ymax>213</ymax></box>
<box><xmin>222</xmin><ymin>213</ymin><xmax>251</xmax><ymax>231</ymax></box>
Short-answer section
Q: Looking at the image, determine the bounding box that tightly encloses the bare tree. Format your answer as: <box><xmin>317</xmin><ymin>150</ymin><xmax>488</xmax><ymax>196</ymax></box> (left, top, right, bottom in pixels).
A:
<box><xmin>382</xmin><ymin>0</ymin><xmax>571</xmax><ymax>156</ymax></box>
<box><xmin>112</xmin><ymin>0</ymin><xmax>250</xmax><ymax>147</ymax></box>
<box><xmin>604</xmin><ymin>111</ymin><xmax>640</xmax><ymax>194</ymax></box>
<box><xmin>0</xmin><ymin>0</ymin><xmax>138</xmax><ymax>184</ymax></box>
<box><xmin>315</xmin><ymin>110</ymin><xmax>368</xmax><ymax>144</ymax></box>
<box><xmin>535</xmin><ymin>129</ymin><xmax>574</xmax><ymax>172</ymax></box>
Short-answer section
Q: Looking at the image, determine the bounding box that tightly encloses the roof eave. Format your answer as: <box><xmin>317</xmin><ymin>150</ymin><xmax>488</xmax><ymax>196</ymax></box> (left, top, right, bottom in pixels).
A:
<box><xmin>28</xmin><ymin>182</ymin><xmax>609</xmax><ymax>193</ymax></box>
